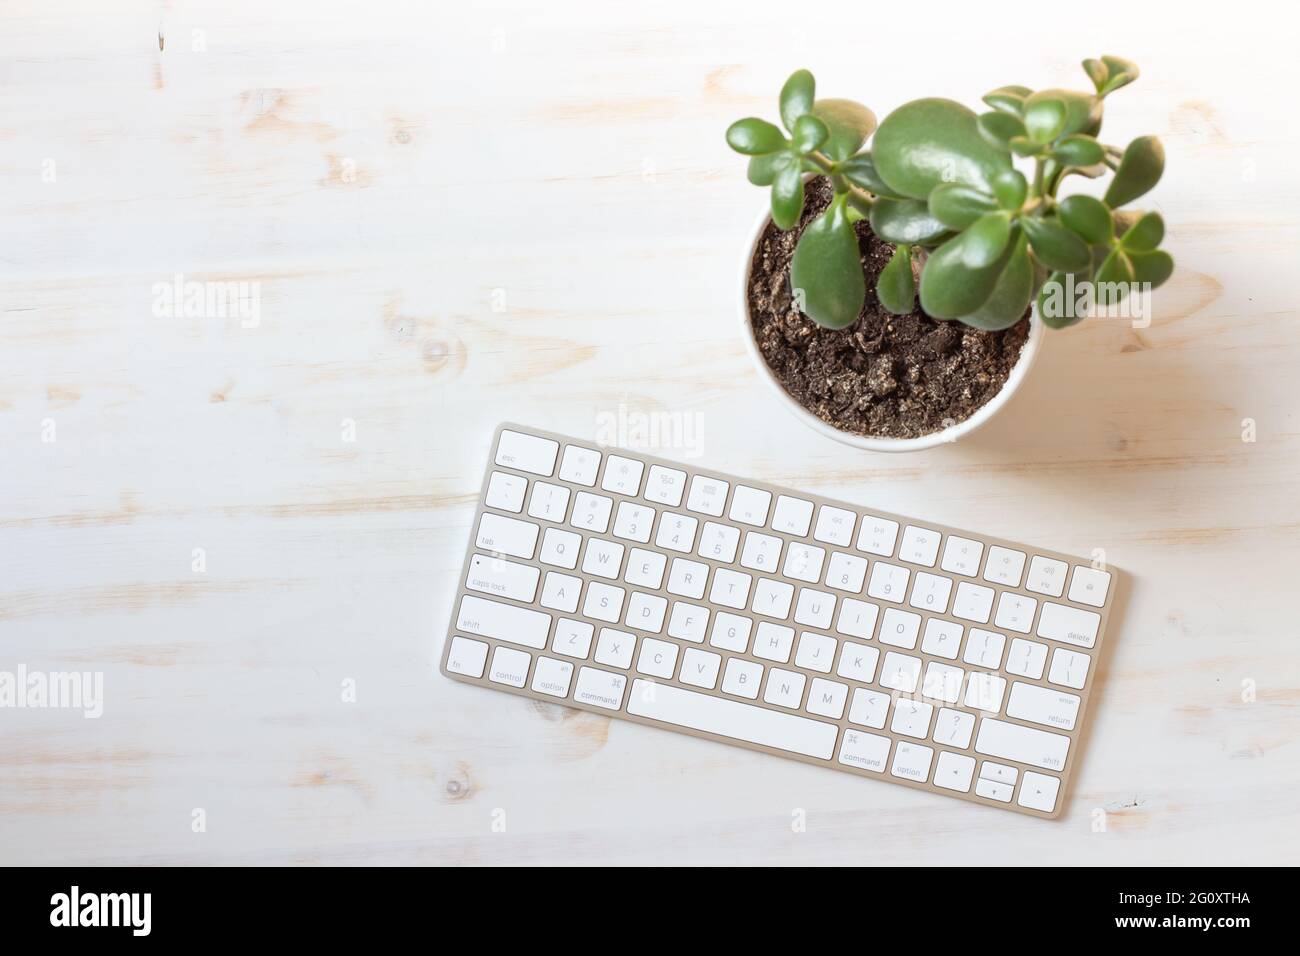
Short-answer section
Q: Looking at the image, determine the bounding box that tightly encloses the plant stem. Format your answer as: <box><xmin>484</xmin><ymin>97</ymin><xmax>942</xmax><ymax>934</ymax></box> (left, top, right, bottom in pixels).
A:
<box><xmin>807</xmin><ymin>150</ymin><xmax>874</xmax><ymax>217</ymax></box>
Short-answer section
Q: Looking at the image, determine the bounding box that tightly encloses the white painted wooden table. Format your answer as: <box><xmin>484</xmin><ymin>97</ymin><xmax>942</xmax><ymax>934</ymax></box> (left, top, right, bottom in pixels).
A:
<box><xmin>3</xmin><ymin>0</ymin><xmax>1298</xmax><ymax>865</ymax></box>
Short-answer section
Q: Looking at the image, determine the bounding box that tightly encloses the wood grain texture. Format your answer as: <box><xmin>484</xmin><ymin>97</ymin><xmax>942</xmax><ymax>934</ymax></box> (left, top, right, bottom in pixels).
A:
<box><xmin>2</xmin><ymin>0</ymin><xmax>1298</xmax><ymax>865</ymax></box>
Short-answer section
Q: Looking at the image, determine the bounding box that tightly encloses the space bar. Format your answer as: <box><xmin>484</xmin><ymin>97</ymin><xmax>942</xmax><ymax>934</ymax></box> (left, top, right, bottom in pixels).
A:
<box><xmin>627</xmin><ymin>680</ymin><xmax>838</xmax><ymax>760</ymax></box>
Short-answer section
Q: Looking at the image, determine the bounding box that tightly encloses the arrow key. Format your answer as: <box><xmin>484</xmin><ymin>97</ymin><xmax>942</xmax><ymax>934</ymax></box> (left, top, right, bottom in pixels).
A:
<box><xmin>934</xmin><ymin>751</ymin><xmax>976</xmax><ymax>793</ymax></box>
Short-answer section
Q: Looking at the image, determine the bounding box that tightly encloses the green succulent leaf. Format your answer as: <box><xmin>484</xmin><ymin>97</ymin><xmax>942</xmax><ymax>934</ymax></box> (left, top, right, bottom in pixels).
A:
<box><xmin>1099</xmin><ymin>55</ymin><xmax>1139</xmax><ymax>96</ymax></box>
<box><xmin>983</xmin><ymin>85</ymin><xmax>1032</xmax><ymax>115</ymax></box>
<box><xmin>746</xmin><ymin>151</ymin><xmax>788</xmax><ymax>186</ymax></box>
<box><xmin>877</xmin><ymin>244</ymin><xmax>916</xmax><ymax>315</ymax></box>
<box><xmin>870</xmin><ymin>198</ymin><xmax>949</xmax><ymax>245</ymax></box>
<box><xmin>918</xmin><ymin>226</ymin><xmax>1016</xmax><ymax>319</ymax></box>
<box><xmin>1053</xmin><ymin>134</ymin><xmax>1105</xmax><ymax>167</ymax></box>
<box><xmin>1095</xmin><ymin>247</ymin><xmax>1137</xmax><ymax>306</ymax></box>
<box><xmin>1057</xmin><ymin>194</ymin><xmax>1114</xmax><ymax>245</ymax></box>
<box><xmin>960</xmin><ymin>232</ymin><xmax>1034</xmax><ymax>330</ymax></box>
<box><xmin>977</xmin><ymin>111</ymin><xmax>1027</xmax><ymax>151</ymax></box>
<box><xmin>991</xmin><ymin>169</ymin><xmax>1028</xmax><ymax>211</ymax></box>
<box><xmin>770</xmin><ymin>162</ymin><xmax>805</xmax><ymax>229</ymax></box>
<box><xmin>789</xmin><ymin>198</ymin><xmax>865</xmax><ymax>329</ymax></box>
<box><xmin>1120</xmin><ymin>211</ymin><xmax>1164</xmax><ymax>252</ymax></box>
<box><xmin>1025</xmin><ymin>89</ymin><xmax>1103</xmax><ymax>138</ymax></box>
<box><xmin>1021</xmin><ymin>216</ymin><xmax>1091</xmax><ymax>272</ymax></box>
<box><xmin>810</xmin><ymin>99</ymin><xmax>877</xmax><ymax>162</ymax></box>
<box><xmin>963</xmin><ymin>212</ymin><xmax>1013</xmax><ymax>268</ymax></box>
<box><xmin>1037</xmin><ymin>271</ymin><xmax>1087</xmax><ymax>329</ymax></box>
<box><xmin>1082</xmin><ymin>58</ymin><xmax>1108</xmax><ymax>92</ymax></box>
<box><xmin>791</xmin><ymin>114</ymin><xmax>829</xmax><ymax>154</ymax></box>
<box><xmin>1009</xmin><ymin>136</ymin><xmax>1044</xmax><ymax>157</ymax></box>
<box><xmin>928</xmin><ymin>183</ymin><xmax>999</xmax><ymax>230</ymax></box>
<box><xmin>726</xmin><ymin>117</ymin><xmax>787</xmax><ymax>156</ymax></box>
<box><xmin>1129</xmin><ymin>249</ymin><xmax>1174</xmax><ymax>288</ymax></box>
<box><xmin>873</xmin><ymin>98</ymin><xmax>1013</xmax><ymax>199</ymax></box>
<box><xmin>1104</xmin><ymin>135</ymin><xmax>1165</xmax><ymax>207</ymax></box>
<box><xmin>839</xmin><ymin>153</ymin><xmax>907</xmax><ymax>199</ymax></box>
<box><xmin>1025</xmin><ymin>97</ymin><xmax>1067</xmax><ymax>144</ymax></box>
<box><xmin>779</xmin><ymin>69</ymin><xmax>815</xmax><ymax>132</ymax></box>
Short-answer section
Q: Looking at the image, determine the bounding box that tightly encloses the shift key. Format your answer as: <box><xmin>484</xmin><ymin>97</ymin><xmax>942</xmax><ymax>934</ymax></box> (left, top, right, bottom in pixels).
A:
<box><xmin>456</xmin><ymin>595</ymin><xmax>551</xmax><ymax>649</ymax></box>
<box><xmin>975</xmin><ymin>718</ymin><xmax>1070</xmax><ymax>772</ymax></box>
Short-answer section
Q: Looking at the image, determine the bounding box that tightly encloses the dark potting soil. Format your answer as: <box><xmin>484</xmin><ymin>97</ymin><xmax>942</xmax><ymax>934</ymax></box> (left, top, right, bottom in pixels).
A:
<box><xmin>747</xmin><ymin>178</ymin><xmax>1029</xmax><ymax>440</ymax></box>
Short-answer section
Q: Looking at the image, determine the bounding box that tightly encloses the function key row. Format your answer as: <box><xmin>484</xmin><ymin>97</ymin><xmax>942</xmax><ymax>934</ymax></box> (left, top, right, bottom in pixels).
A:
<box><xmin>493</xmin><ymin>430</ymin><xmax>1111</xmax><ymax>607</ymax></box>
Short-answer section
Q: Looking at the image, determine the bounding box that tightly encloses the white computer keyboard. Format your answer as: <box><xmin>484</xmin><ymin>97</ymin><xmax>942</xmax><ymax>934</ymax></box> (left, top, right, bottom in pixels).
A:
<box><xmin>440</xmin><ymin>424</ymin><xmax>1121</xmax><ymax>819</ymax></box>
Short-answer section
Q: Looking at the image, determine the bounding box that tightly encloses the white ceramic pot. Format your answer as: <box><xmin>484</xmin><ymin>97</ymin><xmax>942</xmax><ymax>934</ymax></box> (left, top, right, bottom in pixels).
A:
<box><xmin>738</xmin><ymin>201</ymin><xmax>1043</xmax><ymax>452</ymax></box>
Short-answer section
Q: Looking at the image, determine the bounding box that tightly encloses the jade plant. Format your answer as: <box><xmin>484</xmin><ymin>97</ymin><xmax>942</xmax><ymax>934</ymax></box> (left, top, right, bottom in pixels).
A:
<box><xmin>726</xmin><ymin>58</ymin><xmax>1173</xmax><ymax>330</ymax></box>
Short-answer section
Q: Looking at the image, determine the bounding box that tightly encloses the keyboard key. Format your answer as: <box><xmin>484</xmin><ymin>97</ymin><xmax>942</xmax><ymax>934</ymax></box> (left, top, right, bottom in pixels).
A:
<box><xmin>880</xmin><ymin>652</ymin><xmax>921</xmax><ymax>693</ymax></box>
<box><xmin>751</xmin><ymin>577</ymin><xmax>794</xmax><ymax>619</ymax></box>
<box><xmin>698</xmin><ymin>522</ymin><xmax>740</xmax><ymax>562</ymax></box>
<box><xmin>1037</xmin><ymin>602</ymin><xmax>1100</xmax><ymax>648</ymax></box>
<box><xmin>539</xmin><ymin>527</ymin><xmax>581</xmax><ymax>569</ymax></box>
<box><xmin>824</xmin><ymin>551</ymin><xmax>868</xmax><ymax>593</ymax></box>
<box><xmin>729</xmin><ymin>485</ymin><xmax>772</xmax><ymax>527</ymax></box>
<box><xmin>581</xmin><ymin>538</ymin><xmax>625</xmax><ymax>579</ymax></box>
<box><xmin>456</xmin><ymin>595</ymin><xmax>550</xmax><ymax>649</ymax></box>
<box><xmin>531</xmin><ymin>657</ymin><xmax>574</xmax><ymax>698</ymax></box>
<box><xmin>594</xmin><ymin>628</ymin><xmax>636</xmax><ymax>669</ymax></box>
<box><xmin>574</xmin><ymin>667</ymin><xmax>627</xmax><ymax>710</ymax></box>
<box><xmin>1048</xmin><ymin>647</ymin><xmax>1090</xmax><ymax>689</ymax></box>
<box><xmin>723</xmin><ymin>658</ymin><xmax>764</xmax><ymax>699</ymax></box>
<box><xmin>475</xmin><ymin>512</ymin><xmax>539</xmax><ymax>559</ymax></box>
<box><xmin>582</xmin><ymin>582</ymin><xmax>625</xmax><ymax>623</ymax></box>
<box><xmin>539</xmin><ymin>571</ymin><xmax>581</xmax><ymax>612</ymax></box>
<box><xmin>771</xmin><ymin>495</ymin><xmax>813</xmax><ymax>536</ymax></box>
<box><xmin>571</xmin><ymin>491</ymin><xmax>613</xmax><ymax>533</ymax></box>
<box><xmin>623</xmin><ymin>549</ymin><xmax>666</xmax><ymax>589</ymax></box>
<box><xmin>1017</xmin><ymin>771</ymin><xmax>1061</xmax><ymax>813</ymax></box>
<box><xmin>908</xmin><ymin>572</ymin><xmax>952</xmax><ymax>613</ymax></box>
<box><xmin>835</xmin><ymin>598</ymin><xmax>880</xmax><ymax>640</ymax></box>
<box><xmin>806</xmin><ymin>678</ymin><xmax>848</xmax><ymax>719</ymax></box>
<box><xmin>601</xmin><ymin>455</ymin><xmax>644</xmax><ymax>496</ymax></box>
<box><xmin>976</xmin><ymin>778</ymin><xmax>1014</xmax><ymax>802</ymax></box>
<box><xmin>963</xmin><ymin>628</ymin><xmax>1006</xmax><ymax>668</ymax></box>
<box><xmin>933</xmin><ymin>708</ymin><xmax>975</xmax><ymax>748</ymax></box>
<box><xmin>794</xmin><ymin>631</ymin><xmax>837</xmax><ymax>673</ymax></box>
<box><xmin>485</xmin><ymin>471</ymin><xmax>527</xmax><ymax>512</ymax></box>
<box><xmin>848</xmin><ymin>688</ymin><xmax>890</xmax><ymax>729</ymax></box>
<box><xmin>488</xmin><ymin>646</ymin><xmax>531</xmax><ymax>687</ymax></box>
<box><xmin>1026</xmin><ymin>555</ymin><xmax>1067</xmax><ymax>597</ymax></box>
<box><xmin>839</xmin><ymin>729</ymin><xmax>891</xmax><ymax>772</ymax></box>
<box><xmin>964</xmin><ymin>673</ymin><xmax>1007</xmax><ymax>713</ymax></box>
<box><xmin>636</xmin><ymin>637</ymin><xmax>679</xmax><ymax>679</ymax></box>
<box><xmin>940</xmin><ymin>535</ymin><xmax>983</xmax><ymax>577</ymax></box>
<box><xmin>794</xmin><ymin>588</ymin><xmax>835</xmax><ymax>630</ymax></box>
<box><xmin>890</xmin><ymin>742</ymin><xmax>934</xmax><ymax>782</ymax></box>
<box><xmin>1069</xmin><ymin>566</ymin><xmax>1112</xmax><ymax>607</ymax></box>
<box><xmin>879</xmin><ymin>608</ymin><xmax>921</xmax><ymax>649</ymax></box>
<box><xmin>709</xmin><ymin>568</ymin><xmax>752</xmax><ymax>609</ymax></box>
<box><xmin>466</xmin><ymin>553</ymin><xmax>539</xmax><ymax>603</ymax></box>
<box><xmin>527</xmin><ymin>482</ymin><xmax>570</xmax><ymax>522</ymax></box>
<box><xmin>921</xmin><ymin>618</ymin><xmax>963</xmax><ymax>660</ymax></box>
<box><xmin>979</xmin><ymin>761</ymin><xmax>1018</xmax><ymax>786</ymax></box>
<box><xmin>655</xmin><ymin>512</ymin><xmax>698</xmax><ymax>553</ymax></box>
<box><xmin>612</xmin><ymin>501</ymin><xmax>655</xmax><ymax>543</ymax></box>
<box><xmin>753</xmin><ymin>621</ymin><xmax>795</xmax><ymax>663</ymax></box>
<box><xmin>867</xmin><ymin>562</ymin><xmax>910</xmax><ymax>603</ymax></box>
<box><xmin>891</xmin><ymin>699</ymin><xmax>933</xmax><ymax>739</ymax></box>
<box><xmin>975</xmin><ymin>718</ymin><xmax>1070</xmax><ymax>771</ymax></box>
<box><xmin>495</xmin><ymin>430</ymin><xmax>558</xmax><ymax>476</ymax></box>
<box><xmin>934</xmin><ymin>751</ymin><xmax>976</xmax><ymax>792</ymax></box>
<box><xmin>666</xmin><ymin>558</ymin><xmax>708</xmax><ymax>599</ymax></box>
<box><xmin>814</xmin><ymin>506</ymin><xmax>855</xmax><ymax>547</ymax></box>
<box><xmin>667</xmin><ymin>602</ymin><xmax>708</xmax><ymax>642</ymax></box>
<box><xmin>994</xmin><ymin>592</ymin><xmax>1037</xmax><ymax>634</ymax></box>
<box><xmin>709</xmin><ymin>611</ymin><xmax>752</xmax><ymax>653</ymax></box>
<box><xmin>782</xmin><ymin>543</ymin><xmax>826</xmax><ymax>584</ymax></box>
<box><xmin>836</xmin><ymin>639</ymin><xmax>881</xmax><ymax>685</ymax></box>
<box><xmin>1006</xmin><ymin>638</ymin><xmax>1048</xmax><ymax>679</ymax></box>
<box><xmin>625</xmin><ymin>592</ymin><xmax>667</xmax><ymax>633</ymax></box>
<box><xmin>686</xmin><ymin>475</ymin><xmax>728</xmax><ymax>517</ymax></box>
<box><xmin>922</xmin><ymin>662</ymin><xmax>964</xmax><ymax>704</ymax></box>
<box><xmin>558</xmin><ymin>444</ymin><xmax>601</xmax><ymax>486</ymax></box>
<box><xmin>740</xmin><ymin>532</ymin><xmax>783</xmax><ymax>572</ymax></box>
<box><xmin>952</xmin><ymin>581</ymin><xmax>994</xmax><ymax>623</ymax></box>
<box><xmin>680</xmin><ymin>648</ymin><xmax>721</xmax><ymax>689</ymax></box>
<box><xmin>983</xmin><ymin>546</ymin><xmax>1026</xmax><ymax>587</ymax></box>
<box><xmin>552</xmin><ymin>618</ymin><xmax>595</xmax><ymax>659</ymax></box>
<box><xmin>628</xmin><ymin>680</ymin><xmax>837</xmax><ymax>759</ymax></box>
<box><xmin>856</xmin><ymin>515</ymin><xmax>899</xmax><ymax>557</ymax></box>
<box><xmin>899</xmin><ymin>525</ymin><xmax>941</xmax><ymax>566</ymax></box>
<box><xmin>644</xmin><ymin>465</ymin><xmax>686</xmax><ymax>506</ymax></box>
<box><xmin>446</xmin><ymin>636</ymin><xmax>488</xmax><ymax>678</ymax></box>
<box><xmin>763</xmin><ymin>668</ymin><xmax>807</xmax><ymax>709</ymax></box>
<box><xmin>1006</xmin><ymin>682</ymin><xmax>1080</xmax><ymax>731</ymax></box>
